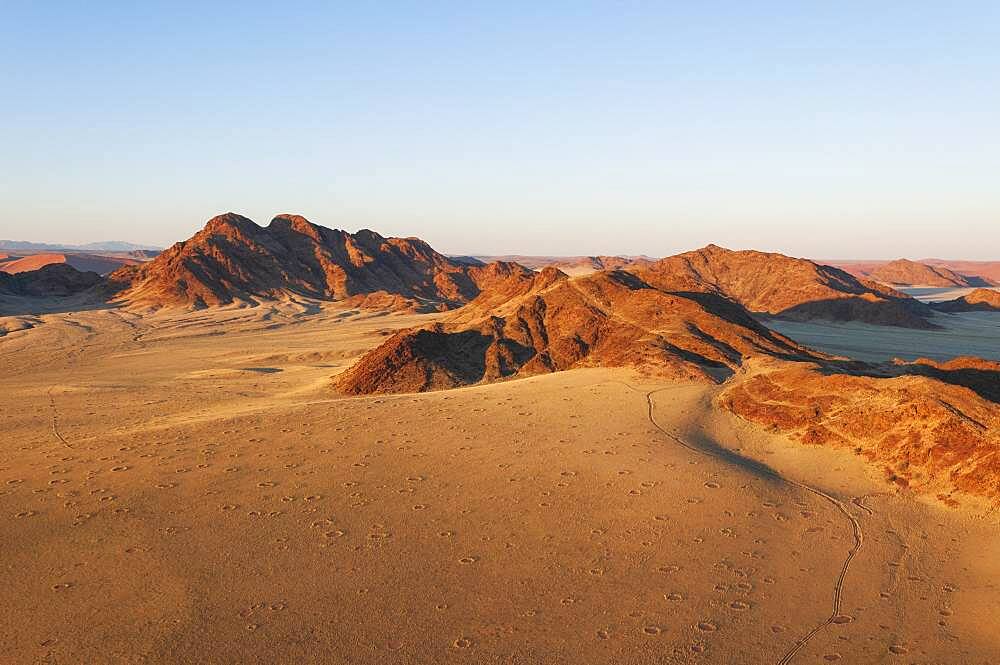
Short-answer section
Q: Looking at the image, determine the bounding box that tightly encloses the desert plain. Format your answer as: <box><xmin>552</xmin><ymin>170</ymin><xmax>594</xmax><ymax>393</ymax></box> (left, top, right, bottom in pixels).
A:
<box><xmin>2</xmin><ymin>299</ymin><xmax>999</xmax><ymax>664</ymax></box>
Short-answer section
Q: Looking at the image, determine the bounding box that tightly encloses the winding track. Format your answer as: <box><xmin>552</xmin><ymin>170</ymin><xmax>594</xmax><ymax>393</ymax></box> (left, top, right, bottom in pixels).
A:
<box><xmin>47</xmin><ymin>386</ymin><xmax>73</xmax><ymax>449</ymax></box>
<box><xmin>637</xmin><ymin>385</ymin><xmax>867</xmax><ymax>665</ymax></box>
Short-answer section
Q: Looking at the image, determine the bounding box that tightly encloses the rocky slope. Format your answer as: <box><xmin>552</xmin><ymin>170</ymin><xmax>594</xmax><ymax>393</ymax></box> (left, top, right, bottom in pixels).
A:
<box><xmin>719</xmin><ymin>358</ymin><xmax>1000</xmax><ymax>504</ymax></box>
<box><xmin>867</xmin><ymin>259</ymin><xmax>973</xmax><ymax>287</ymax></box>
<box><xmin>110</xmin><ymin>213</ymin><xmax>530</xmax><ymax>310</ymax></box>
<box><xmin>633</xmin><ymin>245</ymin><xmax>935</xmax><ymax>328</ymax></box>
<box><xmin>335</xmin><ymin>267</ymin><xmax>823</xmax><ymax>394</ymax></box>
<box><xmin>932</xmin><ymin>288</ymin><xmax>1000</xmax><ymax>312</ymax></box>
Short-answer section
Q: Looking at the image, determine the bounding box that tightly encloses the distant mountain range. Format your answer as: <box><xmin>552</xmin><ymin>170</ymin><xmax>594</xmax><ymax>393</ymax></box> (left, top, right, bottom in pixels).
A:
<box><xmin>829</xmin><ymin>258</ymin><xmax>998</xmax><ymax>287</ymax></box>
<box><xmin>101</xmin><ymin>214</ymin><xmax>938</xmax><ymax>328</ymax></box>
<box><xmin>0</xmin><ymin>240</ymin><xmax>161</xmax><ymax>252</ymax></box>
<box><xmin>1</xmin><ymin>214</ymin><xmax>996</xmax><ymax>328</ymax></box>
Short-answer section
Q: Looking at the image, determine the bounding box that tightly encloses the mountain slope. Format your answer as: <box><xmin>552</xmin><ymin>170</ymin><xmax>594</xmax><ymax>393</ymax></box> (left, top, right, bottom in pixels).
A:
<box><xmin>633</xmin><ymin>245</ymin><xmax>935</xmax><ymax>328</ymax></box>
<box><xmin>335</xmin><ymin>267</ymin><xmax>823</xmax><ymax>394</ymax></box>
<box><xmin>110</xmin><ymin>213</ymin><xmax>529</xmax><ymax>310</ymax></box>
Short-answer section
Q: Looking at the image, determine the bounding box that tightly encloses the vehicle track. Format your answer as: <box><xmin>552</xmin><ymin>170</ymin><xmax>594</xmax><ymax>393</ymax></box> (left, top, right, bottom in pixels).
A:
<box><xmin>48</xmin><ymin>386</ymin><xmax>73</xmax><ymax>449</ymax></box>
<box><xmin>637</xmin><ymin>385</ymin><xmax>866</xmax><ymax>665</ymax></box>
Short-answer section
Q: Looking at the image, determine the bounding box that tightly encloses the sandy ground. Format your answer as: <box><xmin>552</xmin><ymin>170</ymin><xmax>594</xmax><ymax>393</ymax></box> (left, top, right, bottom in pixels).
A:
<box><xmin>2</xmin><ymin>303</ymin><xmax>999</xmax><ymax>664</ymax></box>
<box><xmin>769</xmin><ymin>312</ymin><xmax>1000</xmax><ymax>363</ymax></box>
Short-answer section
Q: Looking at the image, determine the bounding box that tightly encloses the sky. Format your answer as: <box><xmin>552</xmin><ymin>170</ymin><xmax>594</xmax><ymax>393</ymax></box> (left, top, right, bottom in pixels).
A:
<box><xmin>2</xmin><ymin>2</ymin><xmax>999</xmax><ymax>259</ymax></box>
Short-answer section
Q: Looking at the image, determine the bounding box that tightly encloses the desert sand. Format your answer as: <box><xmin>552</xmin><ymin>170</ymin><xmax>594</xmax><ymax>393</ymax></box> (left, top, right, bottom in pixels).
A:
<box><xmin>769</xmin><ymin>311</ymin><xmax>1000</xmax><ymax>363</ymax></box>
<box><xmin>2</xmin><ymin>303</ymin><xmax>999</xmax><ymax>664</ymax></box>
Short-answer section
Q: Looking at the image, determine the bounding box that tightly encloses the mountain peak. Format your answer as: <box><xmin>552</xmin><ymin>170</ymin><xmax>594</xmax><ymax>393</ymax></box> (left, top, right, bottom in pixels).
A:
<box><xmin>268</xmin><ymin>214</ymin><xmax>326</xmax><ymax>241</ymax></box>
<box><xmin>202</xmin><ymin>213</ymin><xmax>260</xmax><ymax>237</ymax></box>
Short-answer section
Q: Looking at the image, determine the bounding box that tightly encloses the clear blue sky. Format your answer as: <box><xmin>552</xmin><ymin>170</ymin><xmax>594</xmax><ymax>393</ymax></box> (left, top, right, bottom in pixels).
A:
<box><xmin>2</xmin><ymin>2</ymin><xmax>998</xmax><ymax>259</ymax></box>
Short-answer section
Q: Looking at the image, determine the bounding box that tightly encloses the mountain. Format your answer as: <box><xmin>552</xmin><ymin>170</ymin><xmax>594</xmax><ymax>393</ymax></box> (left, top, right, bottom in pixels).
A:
<box><xmin>632</xmin><ymin>245</ymin><xmax>935</xmax><ymax>328</ymax></box>
<box><xmin>921</xmin><ymin>260</ymin><xmax>1000</xmax><ymax>286</ymax></box>
<box><xmin>932</xmin><ymin>288</ymin><xmax>1000</xmax><ymax>312</ymax></box>
<box><xmin>867</xmin><ymin>259</ymin><xmax>974</xmax><ymax>287</ymax></box>
<box><xmin>0</xmin><ymin>264</ymin><xmax>103</xmax><ymax>297</ymax></box>
<box><xmin>109</xmin><ymin>213</ymin><xmax>532</xmax><ymax>310</ymax></box>
<box><xmin>0</xmin><ymin>239</ymin><xmax>160</xmax><ymax>252</ymax></box>
<box><xmin>335</xmin><ymin>267</ymin><xmax>823</xmax><ymax>394</ymax></box>
<box><xmin>830</xmin><ymin>259</ymin><xmax>998</xmax><ymax>287</ymax></box>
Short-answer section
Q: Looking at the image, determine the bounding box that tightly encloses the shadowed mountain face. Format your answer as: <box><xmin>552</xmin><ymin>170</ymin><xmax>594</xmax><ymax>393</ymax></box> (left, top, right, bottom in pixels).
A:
<box><xmin>335</xmin><ymin>267</ymin><xmax>824</xmax><ymax>394</ymax></box>
<box><xmin>0</xmin><ymin>264</ymin><xmax>103</xmax><ymax>297</ymax></box>
<box><xmin>867</xmin><ymin>259</ymin><xmax>975</xmax><ymax>287</ymax></box>
<box><xmin>932</xmin><ymin>288</ymin><xmax>1000</xmax><ymax>312</ymax></box>
<box><xmin>632</xmin><ymin>245</ymin><xmax>936</xmax><ymax>328</ymax></box>
<box><xmin>109</xmin><ymin>213</ymin><xmax>532</xmax><ymax>311</ymax></box>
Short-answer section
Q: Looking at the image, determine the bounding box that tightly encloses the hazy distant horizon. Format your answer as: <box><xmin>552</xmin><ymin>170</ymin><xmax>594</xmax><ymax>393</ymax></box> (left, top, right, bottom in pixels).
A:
<box><xmin>3</xmin><ymin>223</ymin><xmax>998</xmax><ymax>264</ymax></box>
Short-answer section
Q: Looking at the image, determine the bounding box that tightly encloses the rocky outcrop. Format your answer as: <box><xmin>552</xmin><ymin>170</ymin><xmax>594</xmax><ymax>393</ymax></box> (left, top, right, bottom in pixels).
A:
<box><xmin>718</xmin><ymin>359</ymin><xmax>1000</xmax><ymax>505</ymax></box>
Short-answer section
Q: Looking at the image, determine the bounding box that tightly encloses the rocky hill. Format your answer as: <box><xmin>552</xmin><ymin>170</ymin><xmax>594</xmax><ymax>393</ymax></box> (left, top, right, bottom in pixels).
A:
<box><xmin>335</xmin><ymin>267</ymin><xmax>823</xmax><ymax>394</ymax></box>
<box><xmin>633</xmin><ymin>245</ymin><xmax>935</xmax><ymax>328</ymax></box>
<box><xmin>868</xmin><ymin>259</ymin><xmax>973</xmax><ymax>287</ymax></box>
<box><xmin>110</xmin><ymin>213</ymin><xmax>530</xmax><ymax>310</ymax></box>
